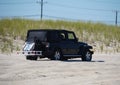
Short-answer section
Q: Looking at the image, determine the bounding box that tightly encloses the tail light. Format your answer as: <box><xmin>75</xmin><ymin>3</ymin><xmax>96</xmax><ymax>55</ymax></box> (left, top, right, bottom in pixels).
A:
<box><xmin>45</xmin><ymin>42</ymin><xmax>50</xmax><ymax>48</ymax></box>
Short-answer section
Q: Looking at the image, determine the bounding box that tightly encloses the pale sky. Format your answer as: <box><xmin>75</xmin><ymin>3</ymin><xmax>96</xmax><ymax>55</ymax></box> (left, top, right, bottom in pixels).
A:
<box><xmin>0</xmin><ymin>0</ymin><xmax>120</xmax><ymax>25</ymax></box>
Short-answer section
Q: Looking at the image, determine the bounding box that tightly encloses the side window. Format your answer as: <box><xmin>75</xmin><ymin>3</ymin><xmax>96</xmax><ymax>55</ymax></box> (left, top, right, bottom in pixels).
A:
<box><xmin>59</xmin><ymin>32</ymin><xmax>66</xmax><ymax>40</ymax></box>
<box><xmin>68</xmin><ymin>33</ymin><xmax>75</xmax><ymax>40</ymax></box>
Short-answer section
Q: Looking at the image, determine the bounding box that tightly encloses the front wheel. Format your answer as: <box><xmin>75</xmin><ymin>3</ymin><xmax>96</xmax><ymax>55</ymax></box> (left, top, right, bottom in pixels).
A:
<box><xmin>82</xmin><ymin>50</ymin><xmax>92</xmax><ymax>61</ymax></box>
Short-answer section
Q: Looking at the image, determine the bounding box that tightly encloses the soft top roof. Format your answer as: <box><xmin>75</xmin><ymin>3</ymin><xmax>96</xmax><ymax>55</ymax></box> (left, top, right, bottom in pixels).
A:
<box><xmin>28</xmin><ymin>29</ymin><xmax>73</xmax><ymax>33</ymax></box>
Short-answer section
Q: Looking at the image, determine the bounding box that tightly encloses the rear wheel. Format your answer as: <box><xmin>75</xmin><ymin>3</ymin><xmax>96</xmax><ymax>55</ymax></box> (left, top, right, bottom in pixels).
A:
<box><xmin>26</xmin><ymin>56</ymin><xmax>38</xmax><ymax>60</ymax></box>
<box><xmin>82</xmin><ymin>50</ymin><xmax>92</xmax><ymax>61</ymax></box>
<box><xmin>49</xmin><ymin>49</ymin><xmax>68</xmax><ymax>61</ymax></box>
<box><xmin>50</xmin><ymin>49</ymin><xmax>63</xmax><ymax>60</ymax></box>
<box><xmin>53</xmin><ymin>50</ymin><xmax>62</xmax><ymax>60</ymax></box>
<box><xmin>26</xmin><ymin>56</ymin><xmax>31</xmax><ymax>60</ymax></box>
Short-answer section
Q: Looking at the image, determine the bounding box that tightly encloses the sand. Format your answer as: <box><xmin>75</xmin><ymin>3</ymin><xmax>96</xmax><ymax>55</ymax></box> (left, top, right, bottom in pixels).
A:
<box><xmin>0</xmin><ymin>53</ymin><xmax>120</xmax><ymax>85</ymax></box>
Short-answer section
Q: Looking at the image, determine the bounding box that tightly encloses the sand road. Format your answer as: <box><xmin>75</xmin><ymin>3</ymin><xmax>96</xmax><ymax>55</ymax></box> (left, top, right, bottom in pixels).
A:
<box><xmin>0</xmin><ymin>53</ymin><xmax>120</xmax><ymax>85</ymax></box>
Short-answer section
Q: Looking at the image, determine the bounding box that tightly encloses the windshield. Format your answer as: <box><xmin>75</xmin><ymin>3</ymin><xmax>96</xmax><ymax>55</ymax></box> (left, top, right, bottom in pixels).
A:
<box><xmin>27</xmin><ymin>31</ymin><xmax>47</xmax><ymax>42</ymax></box>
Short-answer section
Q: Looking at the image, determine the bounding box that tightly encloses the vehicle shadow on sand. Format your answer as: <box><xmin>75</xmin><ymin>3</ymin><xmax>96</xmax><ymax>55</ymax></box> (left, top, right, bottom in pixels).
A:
<box><xmin>37</xmin><ymin>59</ymin><xmax>105</xmax><ymax>62</ymax></box>
<box><xmin>62</xmin><ymin>60</ymin><xmax>105</xmax><ymax>63</ymax></box>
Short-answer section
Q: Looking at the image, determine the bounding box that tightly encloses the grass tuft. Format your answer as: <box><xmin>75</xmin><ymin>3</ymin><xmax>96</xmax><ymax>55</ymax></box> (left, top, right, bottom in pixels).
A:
<box><xmin>0</xmin><ymin>18</ymin><xmax>120</xmax><ymax>53</ymax></box>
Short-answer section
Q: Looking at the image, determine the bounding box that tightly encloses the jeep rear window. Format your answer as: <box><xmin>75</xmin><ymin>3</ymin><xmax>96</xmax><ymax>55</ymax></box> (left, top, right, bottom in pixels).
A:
<box><xmin>27</xmin><ymin>31</ymin><xmax>47</xmax><ymax>42</ymax></box>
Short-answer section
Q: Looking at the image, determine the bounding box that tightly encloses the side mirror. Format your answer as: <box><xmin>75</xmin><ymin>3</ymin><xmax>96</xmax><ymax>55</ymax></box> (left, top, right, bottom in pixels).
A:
<box><xmin>76</xmin><ymin>38</ymin><xmax>79</xmax><ymax>42</ymax></box>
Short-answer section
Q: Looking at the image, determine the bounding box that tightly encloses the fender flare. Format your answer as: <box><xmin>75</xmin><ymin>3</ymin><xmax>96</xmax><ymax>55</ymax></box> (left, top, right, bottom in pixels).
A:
<box><xmin>81</xmin><ymin>45</ymin><xmax>93</xmax><ymax>55</ymax></box>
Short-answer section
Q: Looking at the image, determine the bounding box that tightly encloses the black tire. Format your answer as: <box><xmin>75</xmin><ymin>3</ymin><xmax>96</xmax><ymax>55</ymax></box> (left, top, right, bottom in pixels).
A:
<box><xmin>61</xmin><ymin>57</ymin><xmax>68</xmax><ymax>61</ymax></box>
<box><xmin>50</xmin><ymin>49</ymin><xmax>63</xmax><ymax>60</ymax></box>
<box><xmin>32</xmin><ymin>56</ymin><xmax>38</xmax><ymax>60</ymax></box>
<box><xmin>49</xmin><ymin>49</ymin><xmax>68</xmax><ymax>61</ymax></box>
<box><xmin>82</xmin><ymin>50</ymin><xmax>92</xmax><ymax>61</ymax></box>
<box><xmin>54</xmin><ymin>50</ymin><xmax>62</xmax><ymax>60</ymax></box>
<box><xmin>26</xmin><ymin>56</ymin><xmax>38</xmax><ymax>60</ymax></box>
<box><xmin>26</xmin><ymin>56</ymin><xmax>31</xmax><ymax>60</ymax></box>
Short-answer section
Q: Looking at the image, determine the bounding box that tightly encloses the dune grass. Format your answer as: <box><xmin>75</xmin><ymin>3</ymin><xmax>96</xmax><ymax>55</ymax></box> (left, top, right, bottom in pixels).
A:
<box><xmin>0</xmin><ymin>18</ymin><xmax>120</xmax><ymax>53</ymax></box>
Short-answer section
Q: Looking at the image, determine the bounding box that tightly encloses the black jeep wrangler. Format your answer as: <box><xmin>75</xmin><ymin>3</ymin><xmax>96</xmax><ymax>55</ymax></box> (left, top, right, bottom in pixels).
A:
<box><xmin>23</xmin><ymin>29</ymin><xmax>93</xmax><ymax>61</ymax></box>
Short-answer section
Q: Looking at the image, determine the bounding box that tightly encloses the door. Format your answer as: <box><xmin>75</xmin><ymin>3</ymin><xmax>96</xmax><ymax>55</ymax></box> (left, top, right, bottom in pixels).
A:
<box><xmin>65</xmin><ymin>32</ymin><xmax>79</xmax><ymax>55</ymax></box>
<box><xmin>59</xmin><ymin>31</ymin><xmax>79</xmax><ymax>55</ymax></box>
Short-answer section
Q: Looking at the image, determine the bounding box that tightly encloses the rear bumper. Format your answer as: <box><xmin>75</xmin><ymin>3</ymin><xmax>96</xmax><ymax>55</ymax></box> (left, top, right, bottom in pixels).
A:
<box><xmin>17</xmin><ymin>50</ymin><xmax>53</xmax><ymax>57</ymax></box>
<box><xmin>17</xmin><ymin>51</ymin><xmax>42</xmax><ymax>56</ymax></box>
